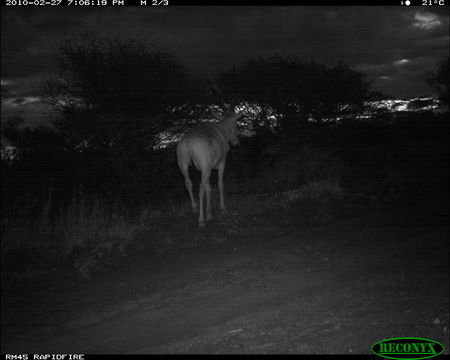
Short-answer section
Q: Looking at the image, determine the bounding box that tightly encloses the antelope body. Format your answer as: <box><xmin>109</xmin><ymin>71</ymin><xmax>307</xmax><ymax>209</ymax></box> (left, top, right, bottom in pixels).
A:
<box><xmin>176</xmin><ymin>109</ymin><xmax>243</xmax><ymax>227</ymax></box>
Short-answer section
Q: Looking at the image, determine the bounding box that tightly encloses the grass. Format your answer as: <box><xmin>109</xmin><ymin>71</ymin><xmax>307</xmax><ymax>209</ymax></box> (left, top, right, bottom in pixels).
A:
<box><xmin>2</xmin><ymin>192</ymin><xmax>137</xmax><ymax>278</ymax></box>
<box><xmin>2</xmin><ymin>179</ymin><xmax>355</xmax><ymax>279</ymax></box>
<box><xmin>3</xmin><ymin>113</ymin><xmax>448</xmax><ymax>281</ymax></box>
<box><xmin>0</xmin><ymin>146</ymin><xmax>389</xmax><ymax>280</ymax></box>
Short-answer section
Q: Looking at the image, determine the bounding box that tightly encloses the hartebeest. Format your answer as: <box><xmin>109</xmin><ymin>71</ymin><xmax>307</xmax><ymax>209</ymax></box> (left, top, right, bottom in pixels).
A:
<box><xmin>176</xmin><ymin>107</ymin><xmax>243</xmax><ymax>227</ymax></box>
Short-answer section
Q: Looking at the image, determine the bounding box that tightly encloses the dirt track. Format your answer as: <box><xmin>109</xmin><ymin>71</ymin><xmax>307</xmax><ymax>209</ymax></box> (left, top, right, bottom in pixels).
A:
<box><xmin>2</xmin><ymin>197</ymin><xmax>449</xmax><ymax>354</ymax></box>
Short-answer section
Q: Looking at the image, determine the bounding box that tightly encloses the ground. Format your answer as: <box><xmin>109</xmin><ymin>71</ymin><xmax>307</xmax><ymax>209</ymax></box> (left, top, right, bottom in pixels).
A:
<box><xmin>1</xmin><ymin>195</ymin><xmax>449</xmax><ymax>354</ymax></box>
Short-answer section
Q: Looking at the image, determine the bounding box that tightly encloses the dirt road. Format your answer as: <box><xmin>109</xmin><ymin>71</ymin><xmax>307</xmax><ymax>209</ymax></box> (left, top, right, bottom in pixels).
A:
<box><xmin>2</xmin><ymin>197</ymin><xmax>449</xmax><ymax>354</ymax></box>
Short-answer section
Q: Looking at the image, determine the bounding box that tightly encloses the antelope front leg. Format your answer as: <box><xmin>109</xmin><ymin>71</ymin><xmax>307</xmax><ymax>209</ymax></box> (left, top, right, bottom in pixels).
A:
<box><xmin>218</xmin><ymin>161</ymin><xmax>227</xmax><ymax>211</ymax></box>
<box><xmin>205</xmin><ymin>180</ymin><xmax>213</xmax><ymax>221</ymax></box>
<box><xmin>198</xmin><ymin>170</ymin><xmax>211</xmax><ymax>227</ymax></box>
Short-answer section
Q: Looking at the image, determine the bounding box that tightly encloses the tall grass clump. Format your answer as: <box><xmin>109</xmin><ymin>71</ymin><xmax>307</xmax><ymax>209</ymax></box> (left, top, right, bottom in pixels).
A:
<box><xmin>1</xmin><ymin>190</ymin><xmax>137</xmax><ymax>278</ymax></box>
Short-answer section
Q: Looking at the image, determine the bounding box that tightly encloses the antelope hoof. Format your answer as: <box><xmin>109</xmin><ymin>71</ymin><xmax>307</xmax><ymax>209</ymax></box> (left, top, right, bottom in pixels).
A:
<box><xmin>192</xmin><ymin>206</ymin><xmax>198</xmax><ymax>213</ymax></box>
<box><xmin>199</xmin><ymin>221</ymin><xmax>206</xmax><ymax>228</ymax></box>
<box><xmin>206</xmin><ymin>212</ymin><xmax>213</xmax><ymax>221</ymax></box>
<box><xmin>220</xmin><ymin>207</ymin><xmax>227</xmax><ymax>213</ymax></box>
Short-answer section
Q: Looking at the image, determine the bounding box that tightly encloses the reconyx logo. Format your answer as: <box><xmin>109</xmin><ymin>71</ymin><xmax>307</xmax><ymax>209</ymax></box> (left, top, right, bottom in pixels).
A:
<box><xmin>371</xmin><ymin>337</ymin><xmax>445</xmax><ymax>360</ymax></box>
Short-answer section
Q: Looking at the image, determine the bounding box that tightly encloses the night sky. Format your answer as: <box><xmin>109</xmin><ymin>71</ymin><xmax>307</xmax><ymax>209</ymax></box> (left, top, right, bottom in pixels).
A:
<box><xmin>1</xmin><ymin>6</ymin><xmax>449</xmax><ymax>127</ymax></box>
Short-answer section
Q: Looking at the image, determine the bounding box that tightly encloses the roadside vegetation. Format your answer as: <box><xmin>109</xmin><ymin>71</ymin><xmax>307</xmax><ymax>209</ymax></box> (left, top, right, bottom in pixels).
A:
<box><xmin>2</xmin><ymin>35</ymin><xmax>448</xmax><ymax>279</ymax></box>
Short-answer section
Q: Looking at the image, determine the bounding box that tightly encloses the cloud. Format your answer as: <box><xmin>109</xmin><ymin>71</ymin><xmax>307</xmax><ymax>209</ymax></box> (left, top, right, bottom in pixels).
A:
<box><xmin>413</xmin><ymin>11</ymin><xmax>441</xmax><ymax>30</ymax></box>
<box><xmin>1</xmin><ymin>95</ymin><xmax>50</xmax><ymax>128</ymax></box>
<box><xmin>1</xmin><ymin>6</ymin><xmax>449</xmax><ymax>112</ymax></box>
<box><xmin>394</xmin><ymin>59</ymin><xmax>411</xmax><ymax>66</ymax></box>
<box><xmin>3</xmin><ymin>96</ymin><xmax>41</xmax><ymax>107</ymax></box>
<box><xmin>1</xmin><ymin>75</ymin><xmax>47</xmax><ymax>97</ymax></box>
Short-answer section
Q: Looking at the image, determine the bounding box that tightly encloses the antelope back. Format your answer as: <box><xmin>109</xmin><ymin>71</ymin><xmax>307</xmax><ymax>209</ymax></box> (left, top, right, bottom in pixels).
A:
<box><xmin>181</xmin><ymin>125</ymin><xmax>230</xmax><ymax>170</ymax></box>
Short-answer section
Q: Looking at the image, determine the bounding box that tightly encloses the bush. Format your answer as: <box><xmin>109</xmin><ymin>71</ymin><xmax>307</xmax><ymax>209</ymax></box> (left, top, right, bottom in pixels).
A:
<box><xmin>269</xmin><ymin>146</ymin><xmax>343</xmax><ymax>187</ymax></box>
<box><xmin>227</xmin><ymin>144</ymin><xmax>343</xmax><ymax>194</ymax></box>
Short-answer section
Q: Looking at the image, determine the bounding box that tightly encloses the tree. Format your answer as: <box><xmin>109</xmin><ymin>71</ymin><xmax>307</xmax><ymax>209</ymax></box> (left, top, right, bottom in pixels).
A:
<box><xmin>43</xmin><ymin>35</ymin><xmax>199</xmax><ymax>150</ymax></box>
<box><xmin>1</xmin><ymin>117</ymin><xmax>73</xmax><ymax>203</ymax></box>
<box><xmin>426</xmin><ymin>57</ymin><xmax>449</xmax><ymax>105</ymax></box>
<box><xmin>41</xmin><ymin>35</ymin><xmax>206</xmax><ymax>201</ymax></box>
<box><xmin>218</xmin><ymin>55</ymin><xmax>371</xmax><ymax>135</ymax></box>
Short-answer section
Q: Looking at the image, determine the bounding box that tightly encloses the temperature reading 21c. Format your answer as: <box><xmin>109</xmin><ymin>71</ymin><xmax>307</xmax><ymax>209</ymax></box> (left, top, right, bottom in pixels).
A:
<box><xmin>422</xmin><ymin>0</ymin><xmax>445</xmax><ymax>4</ymax></box>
